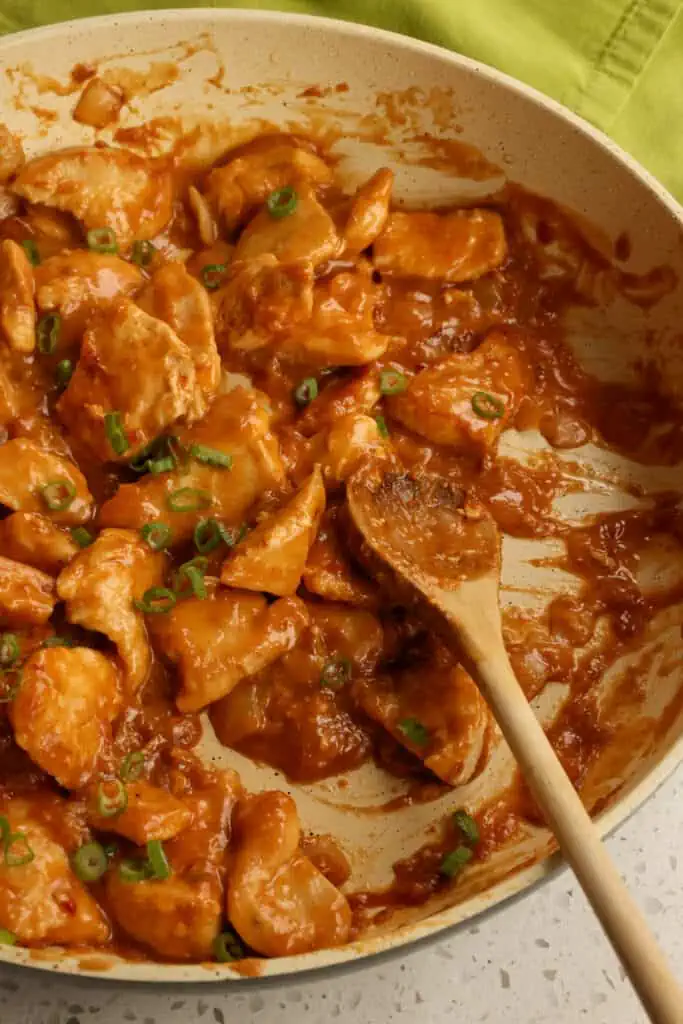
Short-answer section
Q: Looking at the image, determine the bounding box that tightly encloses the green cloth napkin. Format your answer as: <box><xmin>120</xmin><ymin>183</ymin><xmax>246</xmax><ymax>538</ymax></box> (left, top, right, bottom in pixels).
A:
<box><xmin>2</xmin><ymin>1</ymin><xmax>682</xmax><ymax>202</ymax></box>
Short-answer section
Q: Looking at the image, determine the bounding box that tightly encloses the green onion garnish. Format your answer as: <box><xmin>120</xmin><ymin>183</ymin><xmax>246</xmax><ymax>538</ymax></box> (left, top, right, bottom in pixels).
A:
<box><xmin>167</xmin><ymin>487</ymin><xmax>212</xmax><ymax>513</ymax></box>
<box><xmin>21</xmin><ymin>239</ymin><xmax>39</xmax><ymax>267</ymax></box>
<box><xmin>0</xmin><ymin>929</ymin><xmax>16</xmax><ymax>945</ymax></box>
<box><xmin>36</xmin><ymin>313</ymin><xmax>61</xmax><ymax>354</ymax></box>
<box><xmin>131</xmin><ymin>240</ymin><xmax>155</xmax><ymax>268</ymax></box>
<box><xmin>193</xmin><ymin>517</ymin><xmax>224</xmax><ymax>554</ymax></box>
<box><xmin>120</xmin><ymin>751</ymin><xmax>145</xmax><ymax>782</ymax></box>
<box><xmin>189</xmin><ymin>444</ymin><xmax>232</xmax><ymax>469</ymax></box>
<box><xmin>213</xmin><ymin>930</ymin><xmax>245</xmax><ymax>962</ymax></box>
<box><xmin>72</xmin><ymin>841</ymin><xmax>108</xmax><ymax>882</ymax></box>
<box><xmin>95</xmin><ymin>779</ymin><xmax>128</xmax><ymax>819</ymax></box>
<box><xmin>320</xmin><ymin>656</ymin><xmax>352</xmax><ymax>691</ymax></box>
<box><xmin>41</xmin><ymin>636</ymin><xmax>73</xmax><ymax>649</ymax></box>
<box><xmin>4</xmin><ymin>831</ymin><xmax>35</xmax><ymax>867</ymax></box>
<box><xmin>55</xmin><ymin>359</ymin><xmax>74</xmax><ymax>387</ymax></box>
<box><xmin>0</xmin><ymin>817</ymin><xmax>8</xmax><ymax>843</ymax></box>
<box><xmin>118</xmin><ymin>858</ymin><xmax>151</xmax><ymax>883</ymax></box>
<box><xmin>146</xmin><ymin>839</ymin><xmax>172</xmax><ymax>880</ymax></box>
<box><xmin>374</xmin><ymin>414</ymin><xmax>389</xmax><ymax>438</ymax></box>
<box><xmin>40</xmin><ymin>479</ymin><xmax>76</xmax><ymax>512</ymax></box>
<box><xmin>379</xmin><ymin>369</ymin><xmax>408</xmax><ymax>395</ymax></box>
<box><xmin>173</xmin><ymin>556</ymin><xmax>208</xmax><ymax>600</ymax></box>
<box><xmin>133</xmin><ymin>586</ymin><xmax>177</xmax><ymax>615</ymax></box>
<box><xmin>140</xmin><ymin>522</ymin><xmax>172</xmax><ymax>552</ymax></box>
<box><xmin>70</xmin><ymin>526</ymin><xmax>94</xmax><ymax>548</ymax></box>
<box><xmin>439</xmin><ymin>846</ymin><xmax>473</xmax><ymax>878</ymax></box>
<box><xmin>453</xmin><ymin>810</ymin><xmax>480</xmax><ymax>846</ymax></box>
<box><xmin>471</xmin><ymin>391</ymin><xmax>505</xmax><ymax>420</ymax></box>
<box><xmin>87</xmin><ymin>227</ymin><xmax>118</xmax><ymax>254</ymax></box>
<box><xmin>293</xmin><ymin>377</ymin><xmax>318</xmax><ymax>407</ymax></box>
<box><xmin>266</xmin><ymin>186</ymin><xmax>298</xmax><ymax>219</ymax></box>
<box><xmin>200</xmin><ymin>263</ymin><xmax>228</xmax><ymax>291</ymax></box>
<box><xmin>397</xmin><ymin>717</ymin><xmax>429</xmax><ymax>747</ymax></box>
<box><xmin>104</xmin><ymin>411</ymin><xmax>129</xmax><ymax>456</ymax></box>
<box><xmin>0</xmin><ymin>634</ymin><xmax>19</xmax><ymax>668</ymax></box>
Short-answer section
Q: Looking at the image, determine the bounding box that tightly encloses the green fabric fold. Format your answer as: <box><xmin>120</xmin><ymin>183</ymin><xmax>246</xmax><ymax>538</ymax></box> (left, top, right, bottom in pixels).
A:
<box><xmin>1</xmin><ymin>0</ymin><xmax>681</xmax><ymax>201</ymax></box>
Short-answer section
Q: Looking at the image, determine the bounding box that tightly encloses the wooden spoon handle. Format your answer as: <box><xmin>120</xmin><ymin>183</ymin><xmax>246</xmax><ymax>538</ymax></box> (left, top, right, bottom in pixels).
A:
<box><xmin>470</xmin><ymin>646</ymin><xmax>682</xmax><ymax>1024</ymax></box>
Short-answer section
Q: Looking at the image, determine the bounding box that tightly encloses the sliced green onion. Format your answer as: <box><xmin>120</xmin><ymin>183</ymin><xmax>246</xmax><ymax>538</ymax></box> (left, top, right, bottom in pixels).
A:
<box><xmin>167</xmin><ymin>487</ymin><xmax>212</xmax><ymax>513</ymax></box>
<box><xmin>293</xmin><ymin>377</ymin><xmax>318</xmax><ymax>407</ymax></box>
<box><xmin>129</xmin><ymin>437</ymin><xmax>178</xmax><ymax>476</ymax></box>
<box><xmin>70</xmin><ymin>526</ymin><xmax>94</xmax><ymax>548</ymax></box>
<box><xmin>119</xmin><ymin>858</ymin><xmax>151</xmax><ymax>883</ymax></box>
<box><xmin>0</xmin><ymin>669</ymin><xmax>21</xmax><ymax>703</ymax></box>
<box><xmin>72</xmin><ymin>841</ymin><xmax>108</xmax><ymax>882</ymax></box>
<box><xmin>471</xmin><ymin>391</ymin><xmax>505</xmax><ymax>420</ymax></box>
<box><xmin>379</xmin><ymin>369</ymin><xmax>408</xmax><ymax>396</ymax></box>
<box><xmin>140</xmin><ymin>522</ymin><xmax>172</xmax><ymax>552</ymax></box>
<box><xmin>397</xmin><ymin>717</ymin><xmax>429</xmax><ymax>747</ymax></box>
<box><xmin>36</xmin><ymin>313</ymin><xmax>61</xmax><ymax>355</ymax></box>
<box><xmin>189</xmin><ymin>444</ymin><xmax>232</xmax><ymax>469</ymax></box>
<box><xmin>439</xmin><ymin>846</ymin><xmax>473</xmax><ymax>878</ymax></box>
<box><xmin>213</xmin><ymin>929</ymin><xmax>245</xmax><ymax>963</ymax></box>
<box><xmin>148</xmin><ymin>455</ymin><xmax>175</xmax><ymax>474</ymax></box>
<box><xmin>320</xmin><ymin>656</ymin><xmax>352</xmax><ymax>691</ymax></box>
<box><xmin>0</xmin><ymin>818</ymin><xmax>8</xmax><ymax>843</ymax></box>
<box><xmin>41</xmin><ymin>636</ymin><xmax>73</xmax><ymax>649</ymax></box>
<box><xmin>40</xmin><ymin>479</ymin><xmax>76</xmax><ymax>512</ymax></box>
<box><xmin>146</xmin><ymin>839</ymin><xmax>171</xmax><ymax>880</ymax></box>
<box><xmin>453</xmin><ymin>810</ymin><xmax>480</xmax><ymax>846</ymax></box>
<box><xmin>120</xmin><ymin>750</ymin><xmax>145</xmax><ymax>782</ymax></box>
<box><xmin>104</xmin><ymin>411</ymin><xmax>129</xmax><ymax>456</ymax></box>
<box><xmin>201</xmin><ymin>263</ymin><xmax>227</xmax><ymax>291</ymax></box>
<box><xmin>173</xmin><ymin>557</ymin><xmax>208</xmax><ymax>600</ymax></box>
<box><xmin>374</xmin><ymin>414</ymin><xmax>389</xmax><ymax>438</ymax></box>
<box><xmin>21</xmin><ymin>239</ymin><xmax>40</xmax><ymax>267</ymax></box>
<box><xmin>193</xmin><ymin>518</ymin><xmax>224</xmax><ymax>554</ymax></box>
<box><xmin>4</xmin><ymin>832</ymin><xmax>35</xmax><ymax>867</ymax></box>
<box><xmin>55</xmin><ymin>359</ymin><xmax>74</xmax><ymax>387</ymax></box>
<box><xmin>87</xmin><ymin>227</ymin><xmax>118</xmax><ymax>254</ymax></box>
<box><xmin>266</xmin><ymin>186</ymin><xmax>298</xmax><ymax>219</ymax></box>
<box><xmin>0</xmin><ymin>634</ymin><xmax>19</xmax><ymax>669</ymax></box>
<box><xmin>131</xmin><ymin>240</ymin><xmax>155</xmax><ymax>268</ymax></box>
<box><xmin>0</xmin><ymin>928</ymin><xmax>16</xmax><ymax>945</ymax></box>
<box><xmin>133</xmin><ymin>586</ymin><xmax>177</xmax><ymax>615</ymax></box>
<box><xmin>95</xmin><ymin>779</ymin><xmax>128</xmax><ymax>819</ymax></box>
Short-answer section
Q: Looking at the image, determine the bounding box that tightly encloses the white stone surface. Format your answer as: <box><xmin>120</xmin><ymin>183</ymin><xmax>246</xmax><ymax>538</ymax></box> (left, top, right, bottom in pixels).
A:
<box><xmin>1</xmin><ymin>767</ymin><xmax>680</xmax><ymax>1024</ymax></box>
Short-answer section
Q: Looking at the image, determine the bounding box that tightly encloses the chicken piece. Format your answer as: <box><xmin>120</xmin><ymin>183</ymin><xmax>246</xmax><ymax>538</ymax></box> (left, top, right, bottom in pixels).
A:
<box><xmin>0</xmin><ymin>798</ymin><xmax>110</xmax><ymax>946</ymax></box>
<box><xmin>35</xmin><ymin>251</ymin><xmax>142</xmax><ymax>344</ymax></box>
<box><xmin>0</xmin><ymin>124</ymin><xmax>25</xmax><ymax>182</ymax></box>
<box><xmin>104</xmin><ymin>764</ymin><xmax>239</xmax><ymax>960</ymax></box>
<box><xmin>0</xmin><ymin>439</ymin><xmax>93</xmax><ymax>525</ymax></box>
<box><xmin>12</xmin><ymin>145</ymin><xmax>173</xmax><ymax>245</ymax></box>
<box><xmin>0</xmin><ymin>556</ymin><xmax>55</xmax><ymax>626</ymax></box>
<box><xmin>297</xmin><ymin>368</ymin><xmax>381</xmax><ymax>437</ymax></box>
<box><xmin>210</xmin><ymin>602</ymin><xmax>381</xmax><ymax>780</ymax></box>
<box><xmin>137</xmin><ymin>261</ymin><xmax>220</xmax><ymax>402</ymax></box>
<box><xmin>0</xmin><ymin>512</ymin><xmax>78</xmax><ymax>574</ymax></box>
<box><xmin>57</xmin><ymin>528</ymin><xmax>164</xmax><ymax>694</ymax></box>
<box><xmin>204</xmin><ymin>133</ymin><xmax>333</xmax><ymax>231</ymax></box>
<box><xmin>98</xmin><ymin>388</ymin><xmax>285</xmax><ymax>543</ymax></box>
<box><xmin>343</xmin><ymin>167</ymin><xmax>394</xmax><ymax>256</ymax></box>
<box><xmin>57</xmin><ymin>297</ymin><xmax>203</xmax><ymax>463</ymax></box>
<box><xmin>10</xmin><ymin>647</ymin><xmax>121</xmax><ymax>790</ymax></box>
<box><xmin>151</xmin><ymin>587</ymin><xmax>309</xmax><ymax>712</ymax></box>
<box><xmin>0</xmin><ymin>240</ymin><xmax>36</xmax><ymax>354</ymax></box>
<box><xmin>324</xmin><ymin>412</ymin><xmax>389</xmax><ymax>484</ymax></box>
<box><xmin>87</xmin><ymin>780</ymin><xmax>192</xmax><ymax>844</ymax></box>
<box><xmin>212</xmin><ymin>255</ymin><xmax>314</xmax><ymax>353</ymax></box>
<box><xmin>221</xmin><ymin>467</ymin><xmax>325</xmax><ymax>596</ymax></box>
<box><xmin>228</xmin><ymin>791</ymin><xmax>351</xmax><ymax>956</ymax></box>
<box><xmin>374</xmin><ymin>209</ymin><xmax>506</xmax><ymax>282</ymax></box>
<box><xmin>388</xmin><ymin>331</ymin><xmax>529</xmax><ymax>454</ymax></box>
<box><xmin>280</xmin><ymin>264</ymin><xmax>390</xmax><ymax>367</ymax></box>
<box><xmin>303</xmin><ymin>506</ymin><xmax>377</xmax><ymax>607</ymax></box>
<box><xmin>235</xmin><ymin>186</ymin><xmax>341</xmax><ymax>267</ymax></box>
<box><xmin>355</xmin><ymin>659</ymin><xmax>489</xmax><ymax>786</ymax></box>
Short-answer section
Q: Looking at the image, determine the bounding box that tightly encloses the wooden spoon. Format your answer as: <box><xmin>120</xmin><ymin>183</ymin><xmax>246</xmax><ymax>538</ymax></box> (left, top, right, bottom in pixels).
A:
<box><xmin>347</xmin><ymin>463</ymin><xmax>682</xmax><ymax>1024</ymax></box>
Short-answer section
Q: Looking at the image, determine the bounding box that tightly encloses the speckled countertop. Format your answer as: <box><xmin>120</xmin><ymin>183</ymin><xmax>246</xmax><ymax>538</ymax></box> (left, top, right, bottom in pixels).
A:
<box><xmin>2</xmin><ymin>768</ymin><xmax>681</xmax><ymax>1024</ymax></box>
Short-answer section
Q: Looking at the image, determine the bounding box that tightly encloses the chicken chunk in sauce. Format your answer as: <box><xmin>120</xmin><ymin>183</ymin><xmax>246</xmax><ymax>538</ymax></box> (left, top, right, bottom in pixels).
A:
<box><xmin>0</xmin><ymin>557</ymin><xmax>55</xmax><ymax>627</ymax></box>
<box><xmin>374</xmin><ymin>209</ymin><xmax>506</xmax><ymax>281</ymax></box>
<box><xmin>0</xmin><ymin>240</ymin><xmax>36</xmax><ymax>354</ymax></box>
<box><xmin>0</xmin><ymin>439</ymin><xmax>93</xmax><ymax>525</ymax></box>
<box><xmin>0</xmin><ymin>513</ymin><xmax>78</xmax><ymax>574</ymax></box>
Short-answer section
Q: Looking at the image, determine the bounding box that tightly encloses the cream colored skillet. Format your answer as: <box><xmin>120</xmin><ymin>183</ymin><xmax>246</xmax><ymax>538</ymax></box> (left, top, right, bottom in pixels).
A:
<box><xmin>347</xmin><ymin>463</ymin><xmax>683</xmax><ymax>1024</ymax></box>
